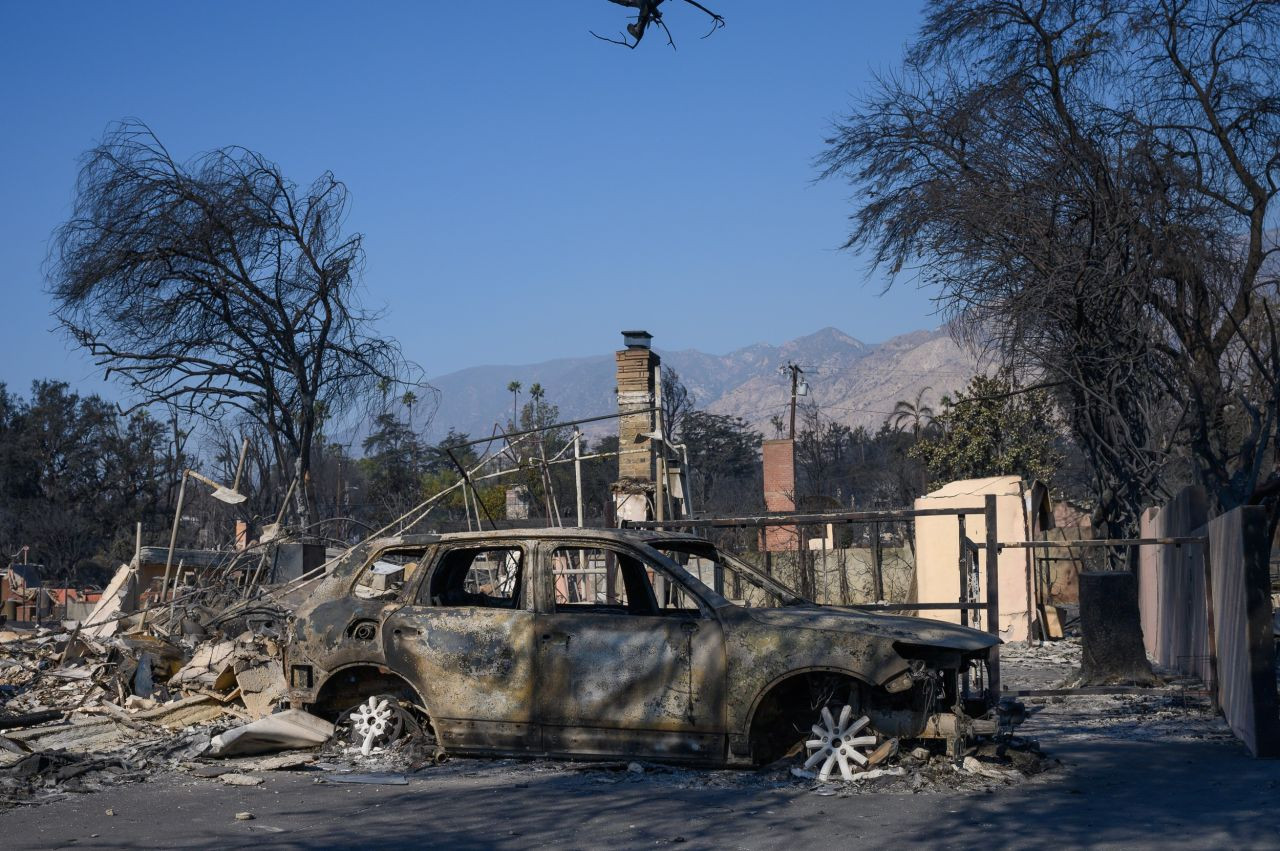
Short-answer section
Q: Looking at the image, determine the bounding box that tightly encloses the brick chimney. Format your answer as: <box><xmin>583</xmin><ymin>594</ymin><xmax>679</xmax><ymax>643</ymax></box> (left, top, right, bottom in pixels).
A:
<box><xmin>613</xmin><ymin>330</ymin><xmax>659</xmax><ymax>522</ymax></box>
<box><xmin>761</xmin><ymin>438</ymin><xmax>798</xmax><ymax>551</ymax></box>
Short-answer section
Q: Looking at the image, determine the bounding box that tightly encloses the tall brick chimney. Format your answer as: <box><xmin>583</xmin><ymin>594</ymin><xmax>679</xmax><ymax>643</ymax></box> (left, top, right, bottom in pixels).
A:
<box><xmin>614</xmin><ymin>330</ymin><xmax>659</xmax><ymax>522</ymax></box>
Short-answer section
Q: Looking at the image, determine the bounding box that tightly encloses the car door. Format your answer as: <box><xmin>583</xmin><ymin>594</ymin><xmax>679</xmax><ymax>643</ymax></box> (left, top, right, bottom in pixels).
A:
<box><xmin>382</xmin><ymin>543</ymin><xmax>538</xmax><ymax>754</ymax></box>
<box><xmin>533</xmin><ymin>540</ymin><xmax>727</xmax><ymax>761</ymax></box>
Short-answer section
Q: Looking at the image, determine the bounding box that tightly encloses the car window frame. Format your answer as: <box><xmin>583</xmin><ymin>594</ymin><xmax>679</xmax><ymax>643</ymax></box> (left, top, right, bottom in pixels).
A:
<box><xmin>535</xmin><ymin>539</ymin><xmax>716</xmax><ymax>619</ymax></box>
<box><xmin>407</xmin><ymin>542</ymin><xmax>531</xmax><ymax>611</ymax></box>
<box><xmin>349</xmin><ymin>544</ymin><xmax>438</xmax><ymax>603</ymax></box>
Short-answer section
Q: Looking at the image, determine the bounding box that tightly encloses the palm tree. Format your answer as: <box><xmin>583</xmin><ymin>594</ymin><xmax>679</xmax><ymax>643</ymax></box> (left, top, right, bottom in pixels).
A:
<box><xmin>529</xmin><ymin>383</ymin><xmax>545</xmax><ymax>425</ymax></box>
<box><xmin>401</xmin><ymin>390</ymin><xmax>418</xmax><ymax>426</ymax></box>
<box><xmin>889</xmin><ymin>386</ymin><xmax>934</xmax><ymax>441</ymax></box>
<box><xmin>507</xmin><ymin>381</ymin><xmax>521</xmax><ymax>427</ymax></box>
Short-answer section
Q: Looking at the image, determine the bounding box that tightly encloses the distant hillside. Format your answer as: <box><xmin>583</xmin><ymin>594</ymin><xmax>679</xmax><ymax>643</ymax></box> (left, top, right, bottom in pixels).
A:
<box><xmin>422</xmin><ymin>327</ymin><xmax>983</xmax><ymax>441</ymax></box>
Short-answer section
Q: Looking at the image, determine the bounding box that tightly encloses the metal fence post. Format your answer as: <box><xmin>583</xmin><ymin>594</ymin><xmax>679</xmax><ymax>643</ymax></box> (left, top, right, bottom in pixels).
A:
<box><xmin>872</xmin><ymin>521</ymin><xmax>884</xmax><ymax>603</ymax></box>
<box><xmin>985</xmin><ymin>493</ymin><xmax>1001</xmax><ymax>700</ymax></box>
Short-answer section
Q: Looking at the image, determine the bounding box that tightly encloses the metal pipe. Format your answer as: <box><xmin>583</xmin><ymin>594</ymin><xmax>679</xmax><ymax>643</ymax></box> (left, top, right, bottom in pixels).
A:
<box><xmin>622</xmin><ymin>506</ymin><xmax>988</xmax><ymax>529</ymax></box>
<box><xmin>977</xmin><ymin>536</ymin><xmax>1207</xmax><ymax>548</ymax></box>
<box><xmin>159</xmin><ymin>472</ymin><xmax>189</xmax><ymax>604</ymax></box>
<box><xmin>451</xmin><ymin>407</ymin><xmax>658</xmax><ymax>450</ymax></box>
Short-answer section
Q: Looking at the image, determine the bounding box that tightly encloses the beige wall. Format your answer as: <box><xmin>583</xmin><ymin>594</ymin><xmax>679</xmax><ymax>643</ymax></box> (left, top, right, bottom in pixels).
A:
<box><xmin>913</xmin><ymin>476</ymin><xmax>1034</xmax><ymax>642</ymax></box>
<box><xmin>1137</xmin><ymin>488</ymin><xmax>1279</xmax><ymax>756</ymax></box>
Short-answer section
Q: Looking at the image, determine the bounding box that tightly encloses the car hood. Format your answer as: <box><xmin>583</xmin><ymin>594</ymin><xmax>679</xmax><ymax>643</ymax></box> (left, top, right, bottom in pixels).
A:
<box><xmin>743</xmin><ymin>604</ymin><xmax>1000</xmax><ymax>651</ymax></box>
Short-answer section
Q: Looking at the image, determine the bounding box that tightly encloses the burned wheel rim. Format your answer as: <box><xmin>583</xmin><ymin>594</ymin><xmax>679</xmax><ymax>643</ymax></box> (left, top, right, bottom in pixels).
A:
<box><xmin>349</xmin><ymin>695</ymin><xmax>404</xmax><ymax>756</ymax></box>
<box><xmin>803</xmin><ymin>704</ymin><xmax>877</xmax><ymax>782</ymax></box>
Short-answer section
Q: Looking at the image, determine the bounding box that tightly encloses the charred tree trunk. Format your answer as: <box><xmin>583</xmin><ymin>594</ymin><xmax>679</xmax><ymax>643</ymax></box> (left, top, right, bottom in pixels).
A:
<box><xmin>1078</xmin><ymin>570</ymin><xmax>1157</xmax><ymax>686</ymax></box>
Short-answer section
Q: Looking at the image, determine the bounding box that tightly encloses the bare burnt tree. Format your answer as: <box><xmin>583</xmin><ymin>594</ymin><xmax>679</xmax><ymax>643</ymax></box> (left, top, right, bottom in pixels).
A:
<box><xmin>821</xmin><ymin>1</ymin><xmax>1280</xmax><ymax>536</ymax></box>
<box><xmin>48</xmin><ymin>121</ymin><xmax>426</xmax><ymax>526</ymax></box>
<box><xmin>593</xmin><ymin>0</ymin><xmax>724</xmax><ymax>49</ymax></box>
<box><xmin>661</xmin><ymin>367</ymin><xmax>695</xmax><ymax>445</ymax></box>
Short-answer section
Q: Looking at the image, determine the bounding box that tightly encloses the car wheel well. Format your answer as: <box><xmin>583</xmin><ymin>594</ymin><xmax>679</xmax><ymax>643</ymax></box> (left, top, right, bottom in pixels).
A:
<box><xmin>747</xmin><ymin>670</ymin><xmax>868</xmax><ymax>766</ymax></box>
<box><xmin>311</xmin><ymin>665</ymin><xmax>429</xmax><ymax>726</ymax></box>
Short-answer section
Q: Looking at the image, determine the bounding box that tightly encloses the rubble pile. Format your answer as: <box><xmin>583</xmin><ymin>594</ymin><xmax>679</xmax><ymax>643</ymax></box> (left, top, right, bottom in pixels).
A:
<box><xmin>779</xmin><ymin>734</ymin><xmax>1056</xmax><ymax>797</ymax></box>
<box><xmin>0</xmin><ymin>587</ymin><xmax>297</xmax><ymax>806</ymax></box>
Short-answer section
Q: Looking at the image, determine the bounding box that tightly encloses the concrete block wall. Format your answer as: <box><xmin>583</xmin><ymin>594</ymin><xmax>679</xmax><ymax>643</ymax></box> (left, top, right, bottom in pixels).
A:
<box><xmin>736</xmin><ymin>547</ymin><xmax>916</xmax><ymax>606</ymax></box>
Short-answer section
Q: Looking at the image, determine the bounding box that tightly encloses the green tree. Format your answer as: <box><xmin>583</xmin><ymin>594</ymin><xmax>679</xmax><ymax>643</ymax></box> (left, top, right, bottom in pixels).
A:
<box><xmin>682</xmin><ymin>410</ymin><xmax>762</xmax><ymax>509</ymax></box>
<box><xmin>506</xmin><ymin>381</ymin><xmax>521</xmax><ymax>428</ymax></box>
<box><xmin>0</xmin><ymin>381</ymin><xmax>175</xmax><ymax>585</ymax></box>
<box><xmin>911</xmin><ymin>372</ymin><xmax>1061</xmax><ymax>487</ymax></box>
<box><xmin>361</xmin><ymin>413</ymin><xmax>428</xmax><ymax>520</ymax></box>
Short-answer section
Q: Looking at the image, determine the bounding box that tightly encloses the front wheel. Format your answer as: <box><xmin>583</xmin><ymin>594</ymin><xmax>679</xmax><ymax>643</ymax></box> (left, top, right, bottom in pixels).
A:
<box><xmin>803</xmin><ymin>704</ymin><xmax>878</xmax><ymax>781</ymax></box>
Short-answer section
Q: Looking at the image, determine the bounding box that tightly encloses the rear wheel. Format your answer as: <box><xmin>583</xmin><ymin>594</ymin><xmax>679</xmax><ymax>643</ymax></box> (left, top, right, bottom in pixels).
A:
<box><xmin>347</xmin><ymin>694</ymin><xmax>408</xmax><ymax>755</ymax></box>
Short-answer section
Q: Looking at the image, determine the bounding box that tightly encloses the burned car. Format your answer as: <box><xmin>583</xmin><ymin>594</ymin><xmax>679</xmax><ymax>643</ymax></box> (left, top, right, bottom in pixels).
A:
<box><xmin>284</xmin><ymin>528</ymin><xmax>1002</xmax><ymax>778</ymax></box>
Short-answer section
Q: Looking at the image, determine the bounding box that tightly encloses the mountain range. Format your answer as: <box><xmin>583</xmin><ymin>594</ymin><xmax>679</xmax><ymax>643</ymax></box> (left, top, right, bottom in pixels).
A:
<box><xmin>422</xmin><ymin>327</ymin><xmax>983</xmax><ymax>442</ymax></box>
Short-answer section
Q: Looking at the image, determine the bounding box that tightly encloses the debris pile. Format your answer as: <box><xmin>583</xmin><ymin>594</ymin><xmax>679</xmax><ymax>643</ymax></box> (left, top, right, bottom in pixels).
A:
<box><xmin>783</xmin><ymin>735</ymin><xmax>1056</xmax><ymax>797</ymax></box>
<box><xmin>0</xmin><ymin>560</ymin><xmax>306</xmax><ymax>806</ymax></box>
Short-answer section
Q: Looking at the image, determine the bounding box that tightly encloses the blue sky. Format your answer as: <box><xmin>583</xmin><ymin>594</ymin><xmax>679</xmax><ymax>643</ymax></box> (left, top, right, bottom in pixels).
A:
<box><xmin>0</xmin><ymin>1</ymin><xmax>938</xmax><ymax>396</ymax></box>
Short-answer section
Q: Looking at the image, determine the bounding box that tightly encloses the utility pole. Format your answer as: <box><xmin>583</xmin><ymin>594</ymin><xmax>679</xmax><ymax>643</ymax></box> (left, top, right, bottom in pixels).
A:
<box><xmin>784</xmin><ymin>362</ymin><xmax>805</xmax><ymax>440</ymax></box>
<box><xmin>573</xmin><ymin>428</ymin><xmax>585</xmax><ymax>527</ymax></box>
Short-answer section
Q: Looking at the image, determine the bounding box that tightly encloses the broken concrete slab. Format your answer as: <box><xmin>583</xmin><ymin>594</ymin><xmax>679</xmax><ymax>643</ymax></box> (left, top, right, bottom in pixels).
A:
<box><xmin>80</xmin><ymin>563</ymin><xmax>135</xmax><ymax>641</ymax></box>
<box><xmin>169</xmin><ymin>640</ymin><xmax>237</xmax><ymax>692</ymax></box>
<box><xmin>132</xmin><ymin>694</ymin><xmax>228</xmax><ymax>729</ymax></box>
<box><xmin>207</xmin><ymin>709</ymin><xmax>333</xmax><ymax>757</ymax></box>
<box><xmin>219</xmin><ymin>772</ymin><xmax>264</xmax><ymax>786</ymax></box>
<box><xmin>232</xmin><ymin>659</ymin><xmax>286</xmax><ymax>719</ymax></box>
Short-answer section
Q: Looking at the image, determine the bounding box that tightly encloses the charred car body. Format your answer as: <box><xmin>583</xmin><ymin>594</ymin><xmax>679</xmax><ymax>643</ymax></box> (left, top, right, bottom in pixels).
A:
<box><xmin>285</xmin><ymin>528</ymin><xmax>1004</xmax><ymax>770</ymax></box>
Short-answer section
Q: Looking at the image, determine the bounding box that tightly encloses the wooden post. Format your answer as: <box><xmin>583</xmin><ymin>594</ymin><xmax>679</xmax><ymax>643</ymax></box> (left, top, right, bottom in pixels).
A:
<box><xmin>231</xmin><ymin>436</ymin><xmax>250</xmax><ymax>491</ymax></box>
<box><xmin>160</xmin><ymin>472</ymin><xmax>188</xmax><ymax>604</ymax></box>
<box><xmin>985</xmin><ymin>494</ymin><xmax>1001</xmax><ymax>700</ymax></box>
<box><xmin>1200</xmin><ymin>538</ymin><xmax>1220</xmax><ymax>713</ymax></box>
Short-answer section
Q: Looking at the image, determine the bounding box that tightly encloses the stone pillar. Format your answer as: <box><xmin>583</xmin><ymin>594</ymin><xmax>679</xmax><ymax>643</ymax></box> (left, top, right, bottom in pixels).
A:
<box><xmin>614</xmin><ymin>330</ymin><xmax>659</xmax><ymax>523</ymax></box>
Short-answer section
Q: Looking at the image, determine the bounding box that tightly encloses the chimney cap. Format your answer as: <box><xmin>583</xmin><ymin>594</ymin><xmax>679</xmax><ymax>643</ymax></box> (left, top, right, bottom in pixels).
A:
<box><xmin>621</xmin><ymin>330</ymin><xmax>653</xmax><ymax>349</ymax></box>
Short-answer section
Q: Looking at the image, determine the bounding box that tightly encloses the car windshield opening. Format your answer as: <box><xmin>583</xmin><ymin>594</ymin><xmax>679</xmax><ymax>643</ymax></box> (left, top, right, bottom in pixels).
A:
<box><xmin>652</xmin><ymin>540</ymin><xmax>806</xmax><ymax>608</ymax></box>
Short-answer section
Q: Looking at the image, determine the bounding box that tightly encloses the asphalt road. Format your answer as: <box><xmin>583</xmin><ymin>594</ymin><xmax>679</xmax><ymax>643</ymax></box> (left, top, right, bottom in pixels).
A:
<box><xmin>2</xmin><ymin>721</ymin><xmax>1278</xmax><ymax>850</ymax></box>
<box><xmin>4</xmin><ymin>644</ymin><xmax>1278</xmax><ymax>849</ymax></box>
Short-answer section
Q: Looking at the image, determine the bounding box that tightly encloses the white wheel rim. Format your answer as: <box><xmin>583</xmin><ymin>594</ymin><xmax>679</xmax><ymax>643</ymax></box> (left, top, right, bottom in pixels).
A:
<box><xmin>802</xmin><ymin>705</ymin><xmax>877</xmax><ymax>782</ymax></box>
<box><xmin>350</xmin><ymin>696</ymin><xmax>403</xmax><ymax>756</ymax></box>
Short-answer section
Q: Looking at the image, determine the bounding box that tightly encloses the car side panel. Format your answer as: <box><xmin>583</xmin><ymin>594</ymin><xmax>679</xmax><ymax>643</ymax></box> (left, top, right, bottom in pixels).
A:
<box><xmin>718</xmin><ymin>608</ymin><xmax>904</xmax><ymax>758</ymax></box>
<box><xmin>534</xmin><ymin>610</ymin><xmax>726</xmax><ymax>761</ymax></box>
<box><xmin>383</xmin><ymin>605</ymin><xmax>539</xmax><ymax>753</ymax></box>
